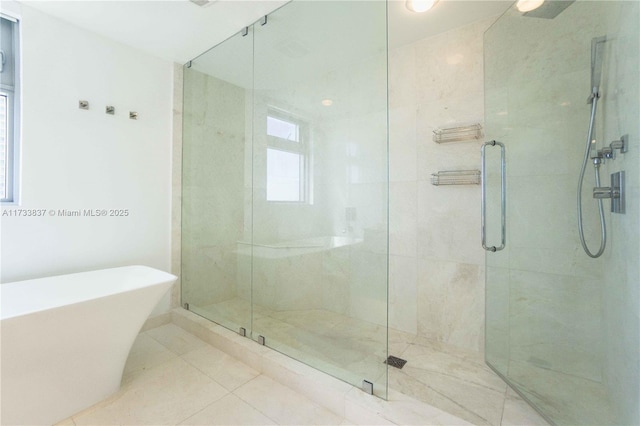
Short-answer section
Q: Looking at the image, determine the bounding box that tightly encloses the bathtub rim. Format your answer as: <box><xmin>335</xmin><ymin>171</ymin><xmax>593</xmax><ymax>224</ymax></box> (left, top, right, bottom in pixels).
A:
<box><xmin>0</xmin><ymin>265</ymin><xmax>177</xmax><ymax>321</ymax></box>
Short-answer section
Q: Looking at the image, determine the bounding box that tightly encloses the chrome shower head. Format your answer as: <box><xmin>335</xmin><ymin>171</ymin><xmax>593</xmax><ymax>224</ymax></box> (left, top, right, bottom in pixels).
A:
<box><xmin>591</xmin><ymin>36</ymin><xmax>607</xmax><ymax>95</ymax></box>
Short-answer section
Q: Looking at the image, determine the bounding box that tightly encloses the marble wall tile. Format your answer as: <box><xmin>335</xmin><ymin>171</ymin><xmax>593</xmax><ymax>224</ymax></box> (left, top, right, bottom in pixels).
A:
<box><xmin>483</xmin><ymin>85</ymin><xmax>509</xmax><ymax>141</ymax></box>
<box><xmin>386</xmin><ymin>15</ymin><xmax>494</xmax><ymax>354</ymax></box>
<box><xmin>348</xmin><ymin>183</ymin><xmax>388</xmax><ymax>252</ymax></box>
<box><xmin>599</xmin><ymin>3</ymin><xmax>640</xmax><ymax>424</ymax></box>
<box><xmin>321</xmin><ymin>247</ymin><xmax>352</xmax><ymax>315</ymax></box>
<box><xmin>182</xmin><ymin>69</ymin><xmax>248</xmax><ymax>311</ymax></box>
<box><xmin>484</xmin><ymin>266</ymin><xmax>509</xmax><ymax>374</ymax></box>
<box><xmin>252</xmin><ymin>251</ymin><xmax>324</xmax><ymax>312</ymax></box>
<box><xmin>508</xmin><ymin>269</ymin><xmax>603</xmax><ymax>382</ymax></box>
<box><xmin>389</xmin><ymin>106</ymin><xmax>418</xmax><ymax>183</ymax></box>
<box><xmin>481</xmin><ymin>4</ymin><xmax>640</xmax><ymax>421</ymax></box>
<box><xmin>254</xmin><ymin>255</ymin><xmax>323</xmax><ymax>312</ymax></box>
<box><xmin>504</xmin><ymin>110</ymin><xmax>586</xmax><ymax>180</ymax></box>
<box><xmin>484</xmin><ymin>3</ymin><xmax>610</xmax><ymax>92</ymax></box>
<box><xmin>388</xmin><ymin>43</ymin><xmax>416</xmax><ymax>109</ymax></box>
<box><xmin>508</xmin><ymin>245</ymin><xmax>603</xmax><ymax>279</ymax></box>
<box><xmin>181</xmin><ymin>189</ymin><xmax>245</xmax><ymax>245</ymax></box>
<box><xmin>415</xmin><ymin>96</ymin><xmax>484</xmax><ymax>172</ymax></box>
<box><xmin>345</xmin><ymin>116</ymin><xmax>389</xmax><ymax>187</ymax></box>
<box><xmin>507</xmin><ymin>175</ymin><xmax>577</xmax><ymax>251</ymax></box>
<box><xmin>181</xmin><ymin>244</ymin><xmax>237</xmax><ymax>307</ymax></box>
<box><xmin>172</xmin><ymin>63</ymin><xmax>184</xmax><ymax>310</ymax></box>
<box><xmin>349</xmin><ymin>248</ymin><xmax>388</xmax><ymax>327</ymax></box>
<box><xmin>235</xmin><ymin>248</ymin><xmax>252</xmax><ymax>302</ymax></box>
<box><xmin>389</xmin><ymin>181</ymin><xmax>417</xmax><ymax>258</ymax></box>
<box><xmin>417</xmin><ymin>181</ymin><xmax>484</xmax><ymax>266</ymax></box>
<box><xmin>414</xmin><ymin>18</ymin><xmax>491</xmax><ymax>104</ymax></box>
<box><xmin>389</xmin><ymin>255</ymin><xmax>417</xmax><ymax>335</ymax></box>
<box><xmin>417</xmin><ymin>258</ymin><xmax>484</xmax><ymax>352</ymax></box>
<box><xmin>507</xmin><ymin>72</ymin><xmax>588</xmax><ymax>142</ymax></box>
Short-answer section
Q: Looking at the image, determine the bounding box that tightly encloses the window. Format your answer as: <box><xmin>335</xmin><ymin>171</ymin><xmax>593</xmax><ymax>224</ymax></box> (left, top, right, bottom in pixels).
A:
<box><xmin>266</xmin><ymin>110</ymin><xmax>309</xmax><ymax>202</ymax></box>
<box><xmin>1</xmin><ymin>15</ymin><xmax>19</xmax><ymax>203</ymax></box>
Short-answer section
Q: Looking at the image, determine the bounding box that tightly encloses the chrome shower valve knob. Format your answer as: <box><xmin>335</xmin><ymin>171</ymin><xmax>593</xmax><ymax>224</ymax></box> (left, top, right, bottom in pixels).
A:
<box><xmin>593</xmin><ymin>171</ymin><xmax>625</xmax><ymax>214</ymax></box>
<box><xmin>593</xmin><ymin>186</ymin><xmax>618</xmax><ymax>199</ymax></box>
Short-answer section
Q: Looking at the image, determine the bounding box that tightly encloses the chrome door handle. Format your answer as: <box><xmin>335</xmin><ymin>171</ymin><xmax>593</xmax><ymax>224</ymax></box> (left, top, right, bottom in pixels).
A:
<box><xmin>481</xmin><ymin>140</ymin><xmax>506</xmax><ymax>252</ymax></box>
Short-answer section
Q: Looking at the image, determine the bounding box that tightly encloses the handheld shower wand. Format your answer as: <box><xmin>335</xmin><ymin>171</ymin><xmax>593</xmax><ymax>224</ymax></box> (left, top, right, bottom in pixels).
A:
<box><xmin>577</xmin><ymin>36</ymin><xmax>607</xmax><ymax>258</ymax></box>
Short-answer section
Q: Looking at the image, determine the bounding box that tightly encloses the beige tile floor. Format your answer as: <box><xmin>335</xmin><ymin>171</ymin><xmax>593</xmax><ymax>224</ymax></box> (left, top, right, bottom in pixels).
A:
<box><xmin>59</xmin><ymin>320</ymin><xmax>549</xmax><ymax>426</ymax></box>
<box><xmin>62</xmin><ymin>324</ymin><xmax>344</xmax><ymax>425</ymax></box>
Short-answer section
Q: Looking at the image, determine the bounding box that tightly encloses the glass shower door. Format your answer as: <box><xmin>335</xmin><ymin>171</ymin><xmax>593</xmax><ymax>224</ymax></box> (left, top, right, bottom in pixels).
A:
<box><xmin>181</xmin><ymin>28</ymin><xmax>254</xmax><ymax>335</ymax></box>
<box><xmin>250</xmin><ymin>1</ymin><xmax>389</xmax><ymax>396</ymax></box>
<box><xmin>484</xmin><ymin>2</ymin><xmax>639</xmax><ymax>425</ymax></box>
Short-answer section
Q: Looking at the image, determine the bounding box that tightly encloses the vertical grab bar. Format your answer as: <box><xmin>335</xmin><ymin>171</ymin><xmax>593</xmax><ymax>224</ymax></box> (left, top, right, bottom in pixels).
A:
<box><xmin>481</xmin><ymin>140</ymin><xmax>506</xmax><ymax>252</ymax></box>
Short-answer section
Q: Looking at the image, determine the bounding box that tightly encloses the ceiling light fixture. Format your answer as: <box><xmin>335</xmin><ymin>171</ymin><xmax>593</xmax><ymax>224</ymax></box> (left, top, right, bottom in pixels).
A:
<box><xmin>321</xmin><ymin>99</ymin><xmax>333</xmax><ymax>107</ymax></box>
<box><xmin>405</xmin><ymin>0</ymin><xmax>439</xmax><ymax>13</ymax></box>
<box><xmin>516</xmin><ymin>0</ymin><xmax>545</xmax><ymax>12</ymax></box>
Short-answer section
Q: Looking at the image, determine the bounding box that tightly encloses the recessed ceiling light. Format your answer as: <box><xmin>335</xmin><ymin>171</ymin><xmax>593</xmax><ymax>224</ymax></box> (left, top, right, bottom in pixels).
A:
<box><xmin>516</xmin><ymin>0</ymin><xmax>545</xmax><ymax>12</ymax></box>
<box><xmin>405</xmin><ymin>0</ymin><xmax>439</xmax><ymax>13</ymax></box>
<box><xmin>321</xmin><ymin>99</ymin><xmax>333</xmax><ymax>107</ymax></box>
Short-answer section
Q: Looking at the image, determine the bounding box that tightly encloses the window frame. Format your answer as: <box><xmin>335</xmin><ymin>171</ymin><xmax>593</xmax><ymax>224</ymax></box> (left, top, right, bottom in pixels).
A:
<box><xmin>265</xmin><ymin>108</ymin><xmax>311</xmax><ymax>204</ymax></box>
<box><xmin>1</xmin><ymin>13</ymin><xmax>20</xmax><ymax>205</ymax></box>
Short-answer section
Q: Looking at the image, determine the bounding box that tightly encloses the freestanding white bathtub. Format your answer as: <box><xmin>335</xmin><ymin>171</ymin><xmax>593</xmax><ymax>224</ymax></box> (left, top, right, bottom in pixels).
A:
<box><xmin>0</xmin><ymin>265</ymin><xmax>177</xmax><ymax>425</ymax></box>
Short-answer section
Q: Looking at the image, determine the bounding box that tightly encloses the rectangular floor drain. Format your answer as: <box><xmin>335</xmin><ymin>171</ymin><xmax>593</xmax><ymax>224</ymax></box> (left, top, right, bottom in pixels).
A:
<box><xmin>384</xmin><ymin>355</ymin><xmax>407</xmax><ymax>369</ymax></box>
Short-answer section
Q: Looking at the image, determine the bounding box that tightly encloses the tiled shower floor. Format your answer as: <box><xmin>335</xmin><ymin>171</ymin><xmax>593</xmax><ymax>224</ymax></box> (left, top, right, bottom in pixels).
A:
<box><xmin>388</xmin><ymin>338</ymin><xmax>545</xmax><ymax>425</ymax></box>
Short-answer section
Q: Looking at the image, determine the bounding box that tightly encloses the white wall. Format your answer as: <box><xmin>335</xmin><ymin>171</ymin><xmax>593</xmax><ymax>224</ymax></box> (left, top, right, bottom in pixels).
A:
<box><xmin>0</xmin><ymin>3</ymin><xmax>174</xmax><ymax>313</ymax></box>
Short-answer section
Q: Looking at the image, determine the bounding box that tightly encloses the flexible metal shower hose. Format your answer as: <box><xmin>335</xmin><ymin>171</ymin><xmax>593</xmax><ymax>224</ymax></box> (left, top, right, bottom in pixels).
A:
<box><xmin>577</xmin><ymin>93</ymin><xmax>607</xmax><ymax>258</ymax></box>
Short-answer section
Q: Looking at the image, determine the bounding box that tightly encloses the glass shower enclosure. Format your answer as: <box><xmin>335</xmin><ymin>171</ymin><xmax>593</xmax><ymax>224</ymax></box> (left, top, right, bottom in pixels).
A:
<box><xmin>181</xmin><ymin>1</ymin><xmax>389</xmax><ymax>397</ymax></box>
<box><xmin>484</xmin><ymin>2</ymin><xmax>639</xmax><ymax>425</ymax></box>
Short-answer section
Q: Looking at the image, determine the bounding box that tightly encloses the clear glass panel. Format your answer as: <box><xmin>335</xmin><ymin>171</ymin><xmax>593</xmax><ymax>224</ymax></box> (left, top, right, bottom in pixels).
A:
<box><xmin>181</xmin><ymin>28</ymin><xmax>254</xmax><ymax>334</ymax></box>
<box><xmin>484</xmin><ymin>2</ymin><xmax>639</xmax><ymax>424</ymax></box>
<box><xmin>252</xmin><ymin>1</ymin><xmax>389</xmax><ymax>396</ymax></box>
